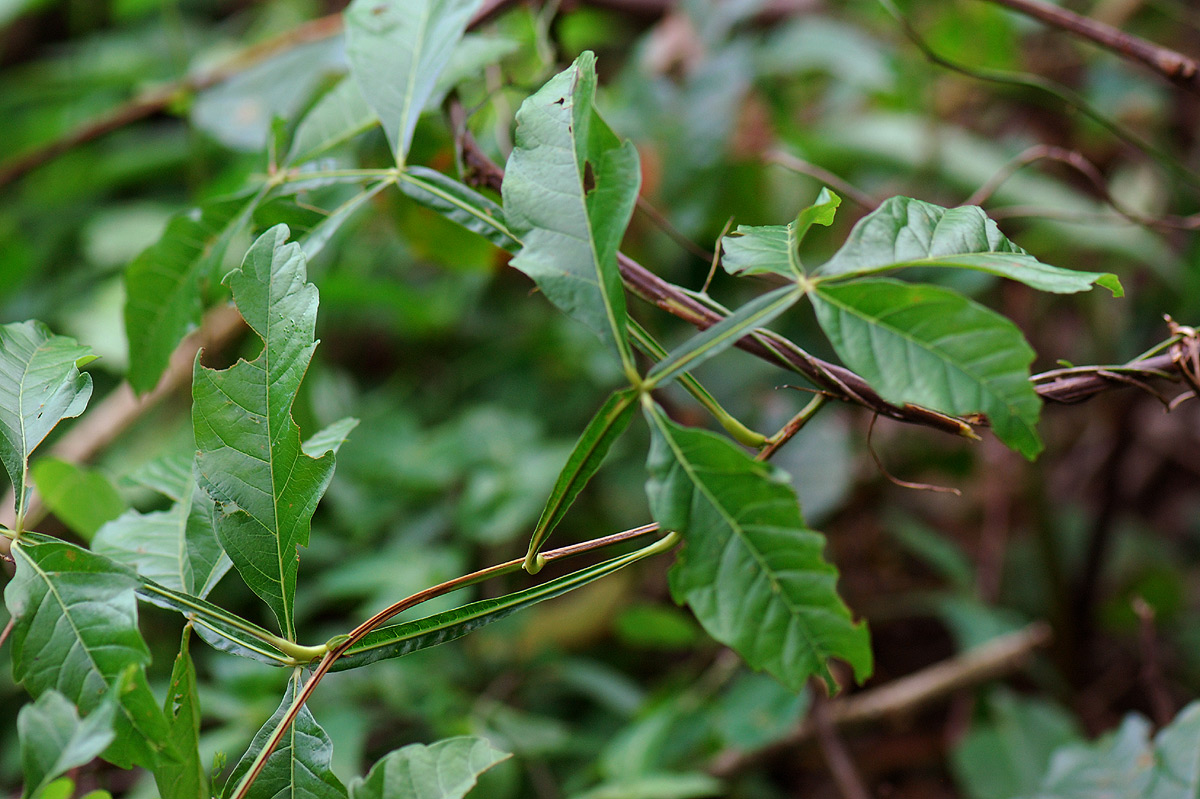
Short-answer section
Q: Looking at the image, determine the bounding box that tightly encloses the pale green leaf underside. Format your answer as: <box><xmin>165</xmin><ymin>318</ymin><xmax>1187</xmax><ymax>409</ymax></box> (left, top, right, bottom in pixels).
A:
<box><xmin>287</xmin><ymin>76</ymin><xmax>379</xmax><ymax>165</ymax></box>
<box><xmin>811</xmin><ymin>278</ymin><xmax>1043</xmax><ymax>458</ymax></box>
<box><xmin>345</xmin><ymin>0</ymin><xmax>484</xmax><ymax>165</ymax></box>
<box><xmin>0</xmin><ymin>321</ymin><xmax>92</xmax><ymax>524</ymax></box>
<box><xmin>643</xmin><ymin>405</ymin><xmax>872</xmax><ymax>691</ymax></box>
<box><xmin>193</xmin><ymin>225</ymin><xmax>344</xmax><ymax>639</ymax></box>
<box><xmin>5</xmin><ymin>540</ymin><xmax>169</xmax><ymax>770</ymax></box>
<box><xmin>502</xmin><ymin>51</ymin><xmax>640</xmax><ymax>364</ymax></box>
<box><xmin>349</xmin><ymin>737</ymin><xmax>510</xmax><ymax>799</ymax></box>
<box><xmin>1021</xmin><ymin>703</ymin><xmax>1200</xmax><ymax>799</ymax></box>
<box><xmin>333</xmin><ymin>536</ymin><xmax>673</xmax><ymax>672</ymax></box>
<box><xmin>815</xmin><ymin>196</ymin><xmax>1122</xmax><ymax>296</ymax></box>
<box><xmin>93</xmin><ymin>479</ymin><xmax>228</xmax><ymax>599</ymax></box>
<box><xmin>18</xmin><ymin>687</ymin><xmax>118</xmax><ymax>799</ymax></box>
<box><xmin>226</xmin><ymin>672</ymin><xmax>348</xmax><ymax>799</ymax></box>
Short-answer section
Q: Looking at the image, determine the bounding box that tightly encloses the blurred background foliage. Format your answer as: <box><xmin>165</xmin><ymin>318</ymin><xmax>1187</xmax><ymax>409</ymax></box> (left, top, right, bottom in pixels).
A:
<box><xmin>3</xmin><ymin>0</ymin><xmax>1200</xmax><ymax>796</ymax></box>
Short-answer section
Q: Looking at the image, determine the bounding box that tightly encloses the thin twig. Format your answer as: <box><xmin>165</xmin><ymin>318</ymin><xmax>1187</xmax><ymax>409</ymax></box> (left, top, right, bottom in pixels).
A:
<box><xmin>983</xmin><ymin>0</ymin><xmax>1200</xmax><ymax>94</ymax></box>
<box><xmin>707</xmin><ymin>622</ymin><xmax>1053</xmax><ymax>778</ymax></box>
<box><xmin>811</xmin><ymin>687</ymin><xmax>874</xmax><ymax>799</ymax></box>
<box><xmin>1132</xmin><ymin>596</ymin><xmax>1175</xmax><ymax>728</ymax></box>
<box><xmin>766</xmin><ymin>150</ymin><xmax>881</xmax><ymax>210</ymax></box>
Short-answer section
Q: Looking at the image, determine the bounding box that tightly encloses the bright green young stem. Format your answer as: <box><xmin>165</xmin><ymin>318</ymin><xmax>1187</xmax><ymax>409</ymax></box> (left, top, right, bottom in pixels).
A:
<box><xmin>629</xmin><ymin>320</ymin><xmax>766</xmax><ymax>447</ymax></box>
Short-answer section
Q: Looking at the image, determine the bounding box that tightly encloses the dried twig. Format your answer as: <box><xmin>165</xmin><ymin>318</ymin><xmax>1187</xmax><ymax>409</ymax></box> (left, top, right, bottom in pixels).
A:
<box><xmin>707</xmin><ymin>622</ymin><xmax>1053</xmax><ymax>778</ymax></box>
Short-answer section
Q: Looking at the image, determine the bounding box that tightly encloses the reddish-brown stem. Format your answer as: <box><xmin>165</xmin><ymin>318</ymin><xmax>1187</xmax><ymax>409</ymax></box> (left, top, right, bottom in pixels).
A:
<box><xmin>229</xmin><ymin>523</ymin><xmax>663</xmax><ymax>798</ymax></box>
<box><xmin>984</xmin><ymin>0</ymin><xmax>1200</xmax><ymax>94</ymax></box>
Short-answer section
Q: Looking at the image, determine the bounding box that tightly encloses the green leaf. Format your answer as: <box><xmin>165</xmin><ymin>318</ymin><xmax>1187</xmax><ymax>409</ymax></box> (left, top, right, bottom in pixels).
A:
<box><xmin>646</xmin><ymin>285</ymin><xmax>803</xmax><ymax>389</ymax></box>
<box><xmin>31</xmin><ymin>458</ymin><xmax>125</xmax><ymax>541</ymax></box>
<box><xmin>1020</xmin><ymin>703</ymin><xmax>1200</xmax><ymax>799</ymax></box>
<box><xmin>399</xmin><ymin>167</ymin><xmax>520</xmax><ymax>253</ymax></box>
<box><xmin>124</xmin><ymin>188</ymin><xmax>264</xmax><ymax>394</ymax></box>
<box><xmin>348</xmin><ymin>737</ymin><xmax>510</xmax><ymax>799</ymax></box>
<box><xmin>18</xmin><ymin>685</ymin><xmax>119</xmax><ymax>799</ymax></box>
<box><xmin>524</xmin><ymin>388</ymin><xmax>638</xmax><ymax>571</ymax></box>
<box><xmin>345</xmin><ymin>0</ymin><xmax>484</xmax><ymax>166</ymax></box>
<box><xmin>0</xmin><ymin>321</ymin><xmax>93</xmax><ymax>528</ymax></box>
<box><xmin>287</xmin><ymin>76</ymin><xmax>379</xmax><ymax>166</ymax></box>
<box><xmin>502</xmin><ymin>51</ymin><xmax>640</xmax><ymax>368</ymax></box>
<box><xmin>93</xmin><ymin>478</ymin><xmax>227</xmax><ymax>598</ymax></box>
<box><xmin>225</xmin><ymin>672</ymin><xmax>348</xmax><ymax>799</ymax></box>
<box><xmin>814</xmin><ymin>197</ymin><xmax>1123</xmax><ymax>296</ymax></box>
<box><xmin>5</xmin><ymin>539</ymin><xmax>171</xmax><ymax>769</ymax></box>
<box><xmin>810</xmin><ymin>278</ymin><xmax>1043</xmax><ymax>458</ymax></box>
<box><xmin>154</xmin><ymin>628</ymin><xmax>207</xmax><ymax>799</ymax></box>
<box><xmin>643</xmin><ymin>403</ymin><xmax>872</xmax><ymax>691</ymax></box>
<box><xmin>721</xmin><ymin>189</ymin><xmax>841</xmax><ymax>279</ymax></box>
<box><xmin>333</xmin><ymin>534</ymin><xmax>676</xmax><ymax>672</ymax></box>
<box><xmin>193</xmin><ymin>225</ymin><xmax>345</xmax><ymax>639</ymax></box>
<box><xmin>135</xmin><ymin>580</ymin><xmax>292</xmax><ymax>666</ymax></box>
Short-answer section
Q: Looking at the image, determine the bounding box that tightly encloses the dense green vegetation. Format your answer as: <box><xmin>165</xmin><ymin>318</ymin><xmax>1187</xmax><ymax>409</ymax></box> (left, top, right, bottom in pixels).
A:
<box><xmin>3</xmin><ymin>0</ymin><xmax>1200</xmax><ymax>797</ymax></box>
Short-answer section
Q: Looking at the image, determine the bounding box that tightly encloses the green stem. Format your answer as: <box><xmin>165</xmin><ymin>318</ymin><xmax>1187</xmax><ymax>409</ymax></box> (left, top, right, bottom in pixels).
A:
<box><xmin>759</xmin><ymin>394</ymin><xmax>828</xmax><ymax>461</ymax></box>
<box><xmin>629</xmin><ymin>320</ymin><xmax>766</xmax><ymax>447</ymax></box>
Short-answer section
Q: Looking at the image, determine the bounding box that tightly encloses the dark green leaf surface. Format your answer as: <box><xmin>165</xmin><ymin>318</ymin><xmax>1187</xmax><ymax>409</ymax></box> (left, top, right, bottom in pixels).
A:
<box><xmin>30</xmin><ymin>458</ymin><xmax>125</xmax><ymax>541</ymax></box>
<box><xmin>225</xmin><ymin>672</ymin><xmax>348</xmax><ymax>799</ymax></box>
<box><xmin>333</xmin><ymin>536</ymin><xmax>675</xmax><ymax>671</ymax></box>
<box><xmin>345</xmin><ymin>0</ymin><xmax>484</xmax><ymax>165</ymax></box>
<box><xmin>525</xmin><ymin>388</ymin><xmax>637</xmax><ymax>569</ymax></box>
<box><xmin>348</xmin><ymin>737</ymin><xmax>510</xmax><ymax>799</ymax></box>
<box><xmin>0</xmin><ymin>321</ymin><xmax>93</xmax><ymax>526</ymax></box>
<box><xmin>811</xmin><ymin>278</ymin><xmax>1043</xmax><ymax>458</ymax></box>
<box><xmin>643</xmin><ymin>404</ymin><xmax>871</xmax><ymax>691</ymax></box>
<box><xmin>154</xmin><ymin>628</ymin><xmax>207</xmax><ymax>799</ymax></box>
<box><xmin>721</xmin><ymin>189</ymin><xmax>841</xmax><ymax>279</ymax></box>
<box><xmin>124</xmin><ymin>190</ymin><xmax>263</xmax><ymax>394</ymax></box>
<box><xmin>193</xmin><ymin>225</ymin><xmax>344</xmax><ymax>639</ymax></box>
<box><xmin>815</xmin><ymin>197</ymin><xmax>1122</xmax><ymax>296</ymax></box>
<box><xmin>5</xmin><ymin>540</ymin><xmax>170</xmax><ymax>769</ymax></box>
<box><xmin>18</xmin><ymin>686</ymin><xmax>118</xmax><ymax>799</ymax></box>
<box><xmin>400</xmin><ymin>167</ymin><xmax>520</xmax><ymax>252</ymax></box>
<box><xmin>502</xmin><ymin>51</ymin><xmax>640</xmax><ymax>365</ymax></box>
<box><xmin>646</xmin><ymin>285</ymin><xmax>802</xmax><ymax>388</ymax></box>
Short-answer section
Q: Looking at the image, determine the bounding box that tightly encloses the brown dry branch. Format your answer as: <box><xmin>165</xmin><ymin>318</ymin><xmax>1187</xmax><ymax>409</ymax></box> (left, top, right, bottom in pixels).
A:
<box><xmin>707</xmin><ymin>622</ymin><xmax>1054</xmax><ymax>779</ymax></box>
<box><xmin>983</xmin><ymin>0</ymin><xmax>1200</xmax><ymax>94</ymax></box>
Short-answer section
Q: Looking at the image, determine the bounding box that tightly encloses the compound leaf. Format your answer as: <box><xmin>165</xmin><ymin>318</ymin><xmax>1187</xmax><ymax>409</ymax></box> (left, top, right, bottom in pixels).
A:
<box><xmin>0</xmin><ymin>321</ymin><xmax>93</xmax><ymax>528</ymax></box>
<box><xmin>400</xmin><ymin>167</ymin><xmax>519</xmax><ymax>252</ymax></box>
<box><xmin>348</xmin><ymin>737</ymin><xmax>510</xmax><ymax>799</ymax></box>
<box><xmin>503</xmin><ymin>51</ymin><xmax>640</xmax><ymax>367</ymax></box>
<box><xmin>193</xmin><ymin>224</ymin><xmax>346</xmax><ymax>639</ymax></box>
<box><xmin>811</xmin><ymin>278</ymin><xmax>1043</xmax><ymax>458</ymax></box>
<box><xmin>815</xmin><ymin>197</ymin><xmax>1122</xmax><ymax>296</ymax></box>
<box><xmin>643</xmin><ymin>403</ymin><xmax>871</xmax><ymax>692</ymax></box>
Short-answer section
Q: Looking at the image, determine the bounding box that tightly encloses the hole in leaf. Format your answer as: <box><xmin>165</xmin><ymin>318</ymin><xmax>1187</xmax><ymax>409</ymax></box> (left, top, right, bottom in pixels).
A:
<box><xmin>584</xmin><ymin>161</ymin><xmax>596</xmax><ymax>194</ymax></box>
